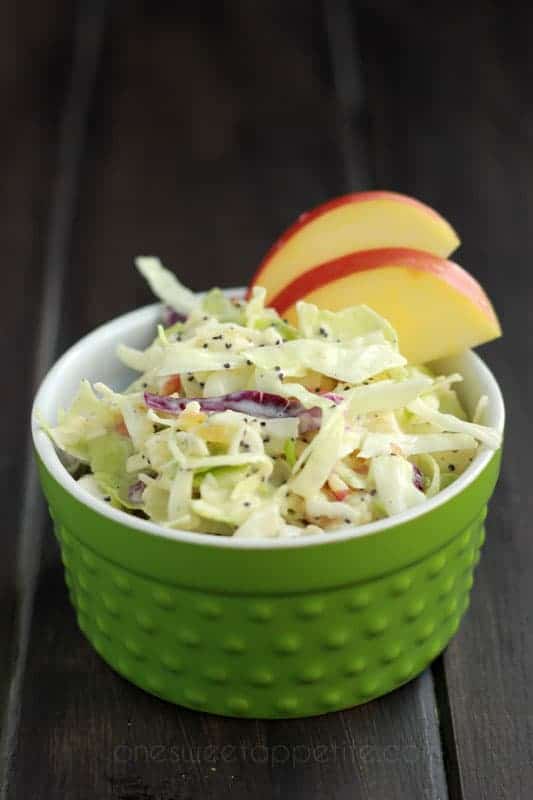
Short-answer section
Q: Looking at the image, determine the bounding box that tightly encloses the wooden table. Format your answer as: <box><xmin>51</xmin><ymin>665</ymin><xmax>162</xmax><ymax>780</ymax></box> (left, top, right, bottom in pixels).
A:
<box><xmin>1</xmin><ymin>2</ymin><xmax>530</xmax><ymax>798</ymax></box>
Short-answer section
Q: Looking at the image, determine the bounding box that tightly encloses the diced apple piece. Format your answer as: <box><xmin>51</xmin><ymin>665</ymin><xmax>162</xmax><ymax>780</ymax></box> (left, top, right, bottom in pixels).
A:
<box><xmin>250</xmin><ymin>191</ymin><xmax>460</xmax><ymax>303</ymax></box>
<box><xmin>270</xmin><ymin>248</ymin><xmax>501</xmax><ymax>365</ymax></box>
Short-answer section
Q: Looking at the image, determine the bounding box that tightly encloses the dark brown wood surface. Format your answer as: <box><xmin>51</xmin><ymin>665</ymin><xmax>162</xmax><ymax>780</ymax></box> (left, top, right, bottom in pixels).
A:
<box><xmin>0</xmin><ymin>0</ymin><xmax>76</xmax><ymax>765</ymax></box>
<box><xmin>358</xmin><ymin>4</ymin><xmax>533</xmax><ymax>797</ymax></box>
<box><xmin>0</xmin><ymin>1</ymin><xmax>530</xmax><ymax>798</ymax></box>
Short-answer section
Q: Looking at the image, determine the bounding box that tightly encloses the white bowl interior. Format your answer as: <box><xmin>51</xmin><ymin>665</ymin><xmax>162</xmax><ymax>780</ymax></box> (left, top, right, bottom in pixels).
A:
<box><xmin>32</xmin><ymin>302</ymin><xmax>505</xmax><ymax>549</ymax></box>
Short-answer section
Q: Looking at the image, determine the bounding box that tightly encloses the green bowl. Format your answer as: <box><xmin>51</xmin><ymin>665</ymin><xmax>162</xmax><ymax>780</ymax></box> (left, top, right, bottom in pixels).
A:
<box><xmin>32</xmin><ymin>303</ymin><xmax>504</xmax><ymax>718</ymax></box>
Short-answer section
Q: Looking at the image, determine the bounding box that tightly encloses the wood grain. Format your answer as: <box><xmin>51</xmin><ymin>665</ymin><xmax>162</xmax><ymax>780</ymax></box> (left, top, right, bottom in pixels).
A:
<box><xmin>5</xmin><ymin>2</ymin><xmax>449</xmax><ymax>799</ymax></box>
<box><xmin>0</xmin><ymin>0</ymin><xmax>75</xmax><ymax>756</ymax></box>
<box><xmin>0</xmin><ymin>0</ymin><xmax>108</xmax><ymax>795</ymax></box>
<box><xmin>357</xmin><ymin>2</ymin><xmax>533</xmax><ymax>797</ymax></box>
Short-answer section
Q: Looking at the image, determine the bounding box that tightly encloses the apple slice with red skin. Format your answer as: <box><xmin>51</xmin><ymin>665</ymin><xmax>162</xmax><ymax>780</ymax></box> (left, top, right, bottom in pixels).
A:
<box><xmin>269</xmin><ymin>247</ymin><xmax>501</xmax><ymax>365</ymax></box>
<box><xmin>249</xmin><ymin>191</ymin><xmax>460</xmax><ymax>304</ymax></box>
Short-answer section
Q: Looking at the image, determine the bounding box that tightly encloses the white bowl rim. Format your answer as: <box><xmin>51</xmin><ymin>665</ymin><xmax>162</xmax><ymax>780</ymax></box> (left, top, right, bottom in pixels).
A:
<box><xmin>32</xmin><ymin>300</ymin><xmax>505</xmax><ymax>550</ymax></box>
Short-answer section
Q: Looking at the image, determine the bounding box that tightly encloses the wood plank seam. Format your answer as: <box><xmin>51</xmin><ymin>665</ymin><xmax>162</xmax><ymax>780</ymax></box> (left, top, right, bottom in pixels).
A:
<box><xmin>432</xmin><ymin>656</ymin><xmax>465</xmax><ymax>800</ymax></box>
<box><xmin>327</xmin><ymin>1</ymin><xmax>450</xmax><ymax>797</ymax></box>
<box><xmin>322</xmin><ymin>0</ymin><xmax>373</xmax><ymax>190</ymax></box>
<box><xmin>0</xmin><ymin>2</ymin><xmax>109</xmax><ymax>795</ymax></box>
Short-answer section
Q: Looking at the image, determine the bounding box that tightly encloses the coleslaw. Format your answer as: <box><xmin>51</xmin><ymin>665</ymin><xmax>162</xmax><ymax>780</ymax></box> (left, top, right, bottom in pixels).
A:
<box><xmin>42</xmin><ymin>257</ymin><xmax>502</xmax><ymax>539</ymax></box>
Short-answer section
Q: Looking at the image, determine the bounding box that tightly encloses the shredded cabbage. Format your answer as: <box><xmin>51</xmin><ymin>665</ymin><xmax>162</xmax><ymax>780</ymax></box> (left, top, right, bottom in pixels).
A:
<box><xmin>345</xmin><ymin>377</ymin><xmax>433</xmax><ymax>418</ymax></box>
<box><xmin>244</xmin><ymin>338</ymin><xmax>406</xmax><ymax>384</ymax></box>
<box><xmin>407</xmin><ymin>397</ymin><xmax>500</xmax><ymax>448</ymax></box>
<box><xmin>42</xmin><ymin>257</ymin><xmax>502</xmax><ymax>537</ymax></box>
<box><xmin>359</xmin><ymin>431</ymin><xmax>478</xmax><ymax>458</ymax></box>
<box><xmin>135</xmin><ymin>256</ymin><xmax>197</xmax><ymax>314</ymax></box>
<box><xmin>296</xmin><ymin>302</ymin><xmax>398</xmax><ymax>347</ymax></box>
<box><xmin>370</xmin><ymin>455</ymin><xmax>426</xmax><ymax>516</ymax></box>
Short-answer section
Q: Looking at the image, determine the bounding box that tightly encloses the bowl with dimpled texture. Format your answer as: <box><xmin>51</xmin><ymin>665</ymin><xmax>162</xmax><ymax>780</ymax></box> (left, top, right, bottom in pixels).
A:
<box><xmin>32</xmin><ymin>301</ymin><xmax>504</xmax><ymax>718</ymax></box>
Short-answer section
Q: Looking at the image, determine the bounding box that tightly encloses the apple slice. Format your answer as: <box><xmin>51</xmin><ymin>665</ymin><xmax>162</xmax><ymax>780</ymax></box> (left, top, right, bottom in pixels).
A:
<box><xmin>250</xmin><ymin>191</ymin><xmax>460</xmax><ymax>303</ymax></box>
<box><xmin>270</xmin><ymin>248</ymin><xmax>501</xmax><ymax>364</ymax></box>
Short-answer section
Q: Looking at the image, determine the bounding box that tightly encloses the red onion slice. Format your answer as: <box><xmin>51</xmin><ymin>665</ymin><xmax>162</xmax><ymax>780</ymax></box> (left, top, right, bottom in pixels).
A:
<box><xmin>127</xmin><ymin>479</ymin><xmax>146</xmax><ymax>504</ymax></box>
<box><xmin>144</xmin><ymin>390</ymin><xmax>323</xmax><ymax>432</ymax></box>
<box><xmin>162</xmin><ymin>306</ymin><xmax>187</xmax><ymax>326</ymax></box>
<box><xmin>413</xmin><ymin>464</ymin><xmax>425</xmax><ymax>492</ymax></box>
<box><xmin>320</xmin><ymin>392</ymin><xmax>345</xmax><ymax>405</ymax></box>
